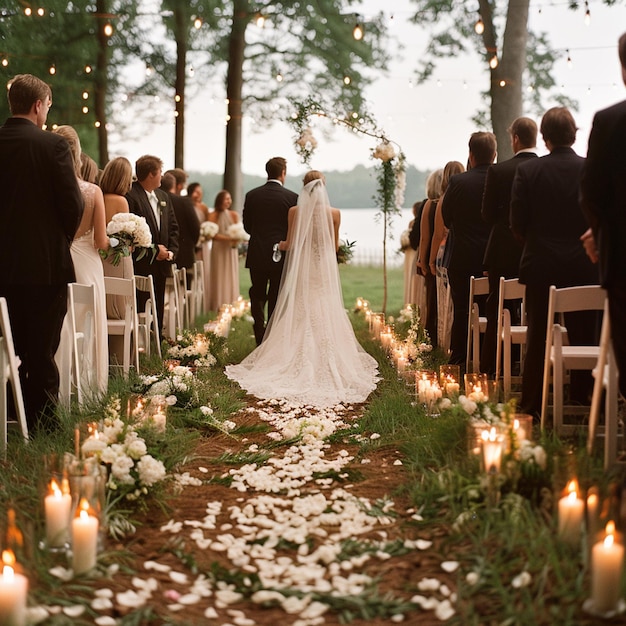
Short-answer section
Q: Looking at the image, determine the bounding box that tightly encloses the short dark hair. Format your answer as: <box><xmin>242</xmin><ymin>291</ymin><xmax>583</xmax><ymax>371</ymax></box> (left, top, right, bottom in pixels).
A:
<box><xmin>7</xmin><ymin>74</ymin><xmax>51</xmax><ymax>115</ymax></box>
<box><xmin>161</xmin><ymin>172</ymin><xmax>176</xmax><ymax>192</ymax></box>
<box><xmin>266</xmin><ymin>157</ymin><xmax>287</xmax><ymax>179</ymax></box>
<box><xmin>135</xmin><ymin>155</ymin><xmax>163</xmax><ymax>182</ymax></box>
<box><xmin>165</xmin><ymin>168</ymin><xmax>187</xmax><ymax>187</ymax></box>
<box><xmin>619</xmin><ymin>32</ymin><xmax>626</xmax><ymax>68</ymax></box>
<box><xmin>469</xmin><ymin>131</ymin><xmax>497</xmax><ymax>165</ymax></box>
<box><xmin>540</xmin><ymin>107</ymin><xmax>577</xmax><ymax>148</ymax></box>
<box><xmin>508</xmin><ymin>117</ymin><xmax>537</xmax><ymax>149</ymax></box>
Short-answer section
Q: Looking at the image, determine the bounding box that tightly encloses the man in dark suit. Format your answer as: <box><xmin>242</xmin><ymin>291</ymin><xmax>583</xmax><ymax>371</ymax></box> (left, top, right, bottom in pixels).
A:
<box><xmin>580</xmin><ymin>32</ymin><xmax>626</xmax><ymax>398</ymax></box>
<box><xmin>126</xmin><ymin>155</ymin><xmax>179</xmax><ymax>339</ymax></box>
<box><xmin>0</xmin><ymin>74</ymin><xmax>83</xmax><ymax>433</ymax></box>
<box><xmin>441</xmin><ymin>131</ymin><xmax>496</xmax><ymax>367</ymax></box>
<box><xmin>511</xmin><ymin>107</ymin><xmax>598</xmax><ymax>419</ymax></box>
<box><xmin>162</xmin><ymin>169</ymin><xmax>200</xmax><ymax>282</ymax></box>
<box><xmin>480</xmin><ymin>117</ymin><xmax>538</xmax><ymax>376</ymax></box>
<box><xmin>243</xmin><ymin>157</ymin><xmax>298</xmax><ymax>344</ymax></box>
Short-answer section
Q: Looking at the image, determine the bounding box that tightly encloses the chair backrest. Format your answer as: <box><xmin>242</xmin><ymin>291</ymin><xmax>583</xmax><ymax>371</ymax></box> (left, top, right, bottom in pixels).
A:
<box><xmin>173</xmin><ymin>266</ymin><xmax>188</xmax><ymax>329</ymax></box>
<box><xmin>466</xmin><ymin>276</ymin><xmax>489</xmax><ymax>373</ymax></box>
<box><xmin>134</xmin><ymin>274</ymin><xmax>161</xmax><ymax>358</ymax></box>
<box><xmin>104</xmin><ymin>276</ymin><xmax>139</xmax><ymax>371</ymax></box>
<box><xmin>68</xmin><ymin>282</ymin><xmax>97</xmax><ymax>396</ymax></box>
<box><xmin>548</xmin><ymin>284</ymin><xmax>606</xmax><ymax>318</ymax></box>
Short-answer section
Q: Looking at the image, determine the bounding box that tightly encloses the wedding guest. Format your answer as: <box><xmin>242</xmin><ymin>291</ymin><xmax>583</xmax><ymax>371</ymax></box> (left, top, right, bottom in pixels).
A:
<box><xmin>126</xmin><ymin>155</ymin><xmax>179</xmax><ymax>339</ymax></box>
<box><xmin>429</xmin><ymin>161</ymin><xmax>465</xmax><ymax>352</ymax></box>
<box><xmin>81</xmin><ymin>152</ymin><xmax>99</xmax><ymax>184</ymax></box>
<box><xmin>0</xmin><ymin>74</ymin><xmax>83</xmax><ymax>433</ymax></box>
<box><xmin>53</xmin><ymin>125</ymin><xmax>109</xmax><ymax>400</ymax></box>
<box><xmin>479</xmin><ymin>117</ymin><xmax>538</xmax><ymax>376</ymax></box>
<box><xmin>407</xmin><ymin>198</ymin><xmax>427</xmax><ymax>310</ymax></box>
<box><xmin>99</xmin><ymin>156</ymin><xmax>135</xmax><ymax>357</ymax></box>
<box><xmin>580</xmin><ymin>32</ymin><xmax>626</xmax><ymax>399</ymax></box>
<box><xmin>161</xmin><ymin>171</ymin><xmax>200</xmax><ymax>284</ymax></box>
<box><xmin>226</xmin><ymin>171</ymin><xmax>378</xmax><ymax>406</ymax></box>
<box><xmin>511</xmin><ymin>107</ymin><xmax>598</xmax><ymax>420</ymax></box>
<box><xmin>243</xmin><ymin>157</ymin><xmax>298</xmax><ymax>344</ymax></box>
<box><xmin>207</xmin><ymin>189</ymin><xmax>240</xmax><ymax>311</ymax></box>
<box><xmin>417</xmin><ymin>168</ymin><xmax>443</xmax><ymax>346</ymax></box>
<box><xmin>188</xmin><ymin>181</ymin><xmax>211</xmax><ymax>311</ymax></box>
<box><xmin>442</xmin><ymin>132</ymin><xmax>496</xmax><ymax>367</ymax></box>
<box><xmin>401</xmin><ymin>202</ymin><xmax>419</xmax><ymax>306</ymax></box>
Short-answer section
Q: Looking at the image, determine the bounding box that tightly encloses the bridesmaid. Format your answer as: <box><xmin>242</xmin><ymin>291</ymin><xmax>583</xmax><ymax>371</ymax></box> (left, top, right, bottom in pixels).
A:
<box><xmin>188</xmin><ymin>182</ymin><xmax>211</xmax><ymax>312</ymax></box>
<box><xmin>207</xmin><ymin>189</ymin><xmax>240</xmax><ymax>311</ymax></box>
<box><xmin>99</xmin><ymin>157</ymin><xmax>135</xmax><ymax>362</ymax></box>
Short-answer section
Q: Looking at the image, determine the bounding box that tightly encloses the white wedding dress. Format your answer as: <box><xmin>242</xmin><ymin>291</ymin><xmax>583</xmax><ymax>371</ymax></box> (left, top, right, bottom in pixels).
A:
<box><xmin>226</xmin><ymin>179</ymin><xmax>379</xmax><ymax>407</ymax></box>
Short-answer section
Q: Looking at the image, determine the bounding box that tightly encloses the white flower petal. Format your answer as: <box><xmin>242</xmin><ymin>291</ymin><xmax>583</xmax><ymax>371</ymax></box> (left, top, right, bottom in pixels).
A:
<box><xmin>441</xmin><ymin>560</ymin><xmax>459</xmax><ymax>573</ymax></box>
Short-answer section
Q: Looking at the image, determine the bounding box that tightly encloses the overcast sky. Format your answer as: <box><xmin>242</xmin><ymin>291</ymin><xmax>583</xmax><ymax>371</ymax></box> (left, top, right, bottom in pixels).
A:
<box><xmin>111</xmin><ymin>0</ymin><xmax>626</xmax><ymax>178</ymax></box>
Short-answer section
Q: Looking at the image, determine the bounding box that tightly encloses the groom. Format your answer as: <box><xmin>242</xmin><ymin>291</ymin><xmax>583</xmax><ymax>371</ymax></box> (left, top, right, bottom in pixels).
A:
<box><xmin>243</xmin><ymin>157</ymin><xmax>298</xmax><ymax>344</ymax></box>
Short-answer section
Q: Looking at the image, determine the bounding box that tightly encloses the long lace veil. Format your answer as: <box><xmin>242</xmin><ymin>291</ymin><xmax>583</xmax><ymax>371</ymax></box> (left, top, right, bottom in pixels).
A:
<box><xmin>264</xmin><ymin>178</ymin><xmax>343</xmax><ymax>336</ymax></box>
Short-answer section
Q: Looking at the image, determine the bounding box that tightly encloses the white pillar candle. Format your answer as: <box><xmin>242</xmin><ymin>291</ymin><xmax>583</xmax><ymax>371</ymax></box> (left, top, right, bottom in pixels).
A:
<box><xmin>45</xmin><ymin>479</ymin><xmax>72</xmax><ymax>548</ymax></box>
<box><xmin>0</xmin><ymin>559</ymin><xmax>28</xmax><ymax>626</ymax></box>
<box><xmin>71</xmin><ymin>499</ymin><xmax>99</xmax><ymax>575</ymax></box>
<box><xmin>396</xmin><ymin>355</ymin><xmax>407</xmax><ymax>372</ymax></box>
<box><xmin>558</xmin><ymin>480</ymin><xmax>584</xmax><ymax>546</ymax></box>
<box><xmin>591</xmin><ymin>522</ymin><xmax>624</xmax><ymax>613</ymax></box>
<box><xmin>481</xmin><ymin>427</ymin><xmax>503</xmax><ymax>472</ymax></box>
<box><xmin>151</xmin><ymin>410</ymin><xmax>167</xmax><ymax>433</ymax></box>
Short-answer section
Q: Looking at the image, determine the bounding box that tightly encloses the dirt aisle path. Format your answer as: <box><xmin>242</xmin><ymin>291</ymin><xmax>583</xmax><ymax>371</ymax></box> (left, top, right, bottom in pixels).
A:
<box><xmin>87</xmin><ymin>399</ymin><xmax>458</xmax><ymax>625</ymax></box>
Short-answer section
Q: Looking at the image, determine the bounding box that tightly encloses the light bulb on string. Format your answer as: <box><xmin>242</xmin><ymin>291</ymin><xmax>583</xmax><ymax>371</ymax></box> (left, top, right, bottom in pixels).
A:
<box><xmin>584</xmin><ymin>0</ymin><xmax>591</xmax><ymax>25</ymax></box>
<box><xmin>193</xmin><ymin>16</ymin><xmax>202</xmax><ymax>29</ymax></box>
<box><xmin>49</xmin><ymin>64</ymin><xmax>56</xmax><ymax>75</ymax></box>
<box><xmin>103</xmin><ymin>23</ymin><xmax>113</xmax><ymax>37</ymax></box>
<box><xmin>1</xmin><ymin>58</ymin><xmax>8</xmax><ymax>67</ymax></box>
<box><xmin>499</xmin><ymin>79</ymin><xmax>506</xmax><ymax>87</ymax></box>
<box><xmin>343</xmin><ymin>75</ymin><xmax>351</xmax><ymax>85</ymax></box>
<box><xmin>84</xmin><ymin>65</ymin><xmax>92</xmax><ymax>74</ymax></box>
<box><xmin>276</xmin><ymin>70</ymin><xmax>283</xmax><ymax>82</ymax></box>
<box><xmin>475</xmin><ymin>16</ymin><xmax>484</xmax><ymax>35</ymax></box>
<box><xmin>353</xmin><ymin>23</ymin><xmax>363</xmax><ymax>41</ymax></box>
<box><xmin>174</xmin><ymin>94</ymin><xmax>181</xmax><ymax>102</ymax></box>
<box><xmin>82</xmin><ymin>91</ymin><xmax>88</xmax><ymax>100</ymax></box>
<box><xmin>255</xmin><ymin>12</ymin><xmax>265</xmax><ymax>28</ymax></box>
<box><xmin>24</xmin><ymin>7</ymin><xmax>31</xmax><ymax>16</ymax></box>
<box><xmin>94</xmin><ymin>121</ymin><xmax>101</xmax><ymax>128</ymax></box>
<box><xmin>37</xmin><ymin>8</ymin><xmax>44</xmax><ymax>16</ymax></box>
<box><xmin>489</xmin><ymin>54</ymin><xmax>498</xmax><ymax>69</ymax></box>
<box><xmin>82</xmin><ymin>106</ymin><xmax>89</xmax><ymax>114</ymax></box>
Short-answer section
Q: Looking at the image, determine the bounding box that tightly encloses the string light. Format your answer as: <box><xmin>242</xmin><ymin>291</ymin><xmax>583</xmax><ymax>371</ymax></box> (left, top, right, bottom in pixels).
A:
<box><xmin>193</xmin><ymin>16</ymin><xmax>202</xmax><ymax>29</ymax></box>
<box><xmin>343</xmin><ymin>75</ymin><xmax>351</xmax><ymax>85</ymax></box>
<box><xmin>584</xmin><ymin>0</ymin><xmax>591</xmax><ymax>25</ymax></box>
<box><xmin>255</xmin><ymin>12</ymin><xmax>265</xmax><ymax>28</ymax></box>
<box><xmin>276</xmin><ymin>70</ymin><xmax>283</xmax><ymax>82</ymax></box>
<box><xmin>353</xmin><ymin>22</ymin><xmax>363</xmax><ymax>41</ymax></box>
<box><xmin>49</xmin><ymin>64</ymin><xmax>56</xmax><ymax>75</ymax></box>
<box><xmin>82</xmin><ymin>91</ymin><xmax>88</xmax><ymax>99</ymax></box>
<box><xmin>499</xmin><ymin>79</ymin><xmax>506</xmax><ymax>87</ymax></box>
<box><xmin>174</xmin><ymin>94</ymin><xmax>181</xmax><ymax>102</ymax></box>
<box><xmin>94</xmin><ymin>121</ymin><xmax>101</xmax><ymax>128</ymax></box>
<box><xmin>489</xmin><ymin>54</ymin><xmax>498</xmax><ymax>69</ymax></box>
<box><xmin>84</xmin><ymin>65</ymin><xmax>92</xmax><ymax>74</ymax></box>
<box><xmin>82</xmin><ymin>106</ymin><xmax>88</xmax><ymax>114</ymax></box>
<box><xmin>103</xmin><ymin>22</ymin><xmax>113</xmax><ymax>36</ymax></box>
<box><xmin>24</xmin><ymin>8</ymin><xmax>32</xmax><ymax>16</ymax></box>
<box><xmin>37</xmin><ymin>8</ymin><xmax>44</xmax><ymax>16</ymax></box>
<box><xmin>475</xmin><ymin>15</ymin><xmax>484</xmax><ymax>35</ymax></box>
<box><xmin>1</xmin><ymin>58</ymin><xmax>7</xmax><ymax>67</ymax></box>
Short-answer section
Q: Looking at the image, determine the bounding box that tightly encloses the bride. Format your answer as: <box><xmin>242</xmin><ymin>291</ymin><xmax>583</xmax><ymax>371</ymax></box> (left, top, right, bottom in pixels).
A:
<box><xmin>226</xmin><ymin>170</ymin><xmax>379</xmax><ymax>407</ymax></box>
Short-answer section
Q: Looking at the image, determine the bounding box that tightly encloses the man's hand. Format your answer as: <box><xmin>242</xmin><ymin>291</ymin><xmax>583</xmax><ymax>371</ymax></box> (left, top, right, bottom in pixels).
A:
<box><xmin>156</xmin><ymin>244</ymin><xmax>169</xmax><ymax>261</ymax></box>
<box><xmin>580</xmin><ymin>228</ymin><xmax>599</xmax><ymax>264</ymax></box>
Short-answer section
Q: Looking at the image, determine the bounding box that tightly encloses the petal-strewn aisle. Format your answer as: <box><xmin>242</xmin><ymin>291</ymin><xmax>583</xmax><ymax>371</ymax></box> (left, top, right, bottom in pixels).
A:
<box><xmin>86</xmin><ymin>400</ymin><xmax>457</xmax><ymax>625</ymax></box>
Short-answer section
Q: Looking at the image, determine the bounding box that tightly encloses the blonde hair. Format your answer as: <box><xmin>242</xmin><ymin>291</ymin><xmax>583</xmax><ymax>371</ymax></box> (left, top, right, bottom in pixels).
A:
<box><xmin>99</xmin><ymin>157</ymin><xmax>133</xmax><ymax>195</ymax></box>
<box><xmin>53</xmin><ymin>125</ymin><xmax>82</xmax><ymax>177</ymax></box>
<box><xmin>303</xmin><ymin>170</ymin><xmax>325</xmax><ymax>185</ymax></box>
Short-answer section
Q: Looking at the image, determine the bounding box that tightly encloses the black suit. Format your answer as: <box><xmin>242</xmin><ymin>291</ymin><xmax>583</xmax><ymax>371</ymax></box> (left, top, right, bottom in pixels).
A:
<box><xmin>511</xmin><ymin>147</ymin><xmax>599</xmax><ymax>417</ymax></box>
<box><xmin>480</xmin><ymin>151</ymin><xmax>537</xmax><ymax>375</ymax></box>
<box><xmin>127</xmin><ymin>182</ymin><xmax>179</xmax><ymax>338</ymax></box>
<box><xmin>580</xmin><ymin>99</ymin><xmax>626</xmax><ymax>396</ymax></box>
<box><xmin>169</xmin><ymin>193</ymin><xmax>200</xmax><ymax>273</ymax></box>
<box><xmin>441</xmin><ymin>165</ymin><xmax>491</xmax><ymax>366</ymax></box>
<box><xmin>0</xmin><ymin>117</ymin><xmax>83</xmax><ymax>431</ymax></box>
<box><xmin>243</xmin><ymin>180</ymin><xmax>298</xmax><ymax>344</ymax></box>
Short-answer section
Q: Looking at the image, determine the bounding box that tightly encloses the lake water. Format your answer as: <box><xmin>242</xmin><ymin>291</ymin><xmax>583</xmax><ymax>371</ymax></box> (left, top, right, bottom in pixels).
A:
<box><xmin>339</xmin><ymin>207</ymin><xmax>415</xmax><ymax>267</ymax></box>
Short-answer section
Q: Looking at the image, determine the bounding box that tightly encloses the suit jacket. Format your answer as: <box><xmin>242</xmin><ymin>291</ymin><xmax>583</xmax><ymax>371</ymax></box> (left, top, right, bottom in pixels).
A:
<box><xmin>441</xmin><ymin>164</ymin><xmax>491</xmax><ymax>275</ymax></box>
<box><xmin>580</xmin><ymin>99</ymin><xmax>626</xmax><ymax>288</ymax></box>
<box><xmin>126</xmin><ymin>181</ymin><xmax>179</xmax><ymax>278</ymax></box>
<box><xmin>510</xmin><ymin>147</ymin><xmax>598</xmax><ymax>287</ymax></box>
<box><xmin>243</xmin><ymin>181</ymin><xmax>298</xmax><ymax>273</ymax></box>
<box><xmin>481</xmin><ymin>151</ymin><xmax>537</xmax><ymax>276</ymax></box>
<box><xmin>0</xmin><ymin>117</ymin><xmax>83</xmax><ymax>285</ymax></box>
<box><xmin>169</xmin><ymin>193</ymin><xmax>200</xmax><ymax>270</ymax></box>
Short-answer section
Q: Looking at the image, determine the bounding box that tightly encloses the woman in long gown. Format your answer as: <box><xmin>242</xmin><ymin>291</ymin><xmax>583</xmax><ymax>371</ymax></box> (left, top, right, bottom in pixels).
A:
<box><xmin>188</xmin><ymin>182</ymin><xmax>211</xmax><ymax>312</ymax></box>
<box><xmin>207</xmin><ymin>189</ymin><xmax>240</xmax><ymax>311</ymax></box>
<box><xmin>53</xmin><ymin>126</ymin><xmax>109</xmax><ymax>401</ymax></box>
<box><xmin>226</xmin><ymin>171</ymin><xmax>379</xmax><ymax>407</ymax></box>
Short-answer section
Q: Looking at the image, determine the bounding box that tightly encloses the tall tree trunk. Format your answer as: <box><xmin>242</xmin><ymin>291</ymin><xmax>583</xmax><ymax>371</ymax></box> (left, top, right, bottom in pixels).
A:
<box><xmin>95</xmin><ymin>0</ymin><xmax>109</xmax><ymax>167</ymax></box>
<box><xmin>488</xmin><ymin>0</ymin><xmax>530</xmax><ymax>162</ymax></box>
<box><xmin>174</xmin><ymin>6</ymin><xmax>188</xmax><ymax>169</ymax></box>
<box><xmin>224</xmin><ymin>0</ymin><xmax>248</xmax><ymax>212</ymax></box>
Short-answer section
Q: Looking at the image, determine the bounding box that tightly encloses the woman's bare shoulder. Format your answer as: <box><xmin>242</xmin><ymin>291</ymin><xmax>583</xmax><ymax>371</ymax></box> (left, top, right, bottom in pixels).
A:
<box><xmin>104</xmin><ymin>193</ymin><xmax>129</xmax><ymax>212</ymax></box>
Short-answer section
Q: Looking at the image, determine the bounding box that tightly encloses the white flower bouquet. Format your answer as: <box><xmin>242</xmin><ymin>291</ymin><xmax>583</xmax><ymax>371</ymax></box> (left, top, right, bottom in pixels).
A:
<box><xmin>372</xmin><ymin>141</ymin><xmax>396</xmax><ymax>162</ymax></box>
<box><xmin>163</xmin><ymin>329</ymin><xmax>222</xmax><ymax>369</ymax></box>
<box><xmin>198</xmin><ymin>220</ymin><xmax>219</xmax><ymax>244</ymax></box>
<box><xmin>227</xmin><ymin>222</ymin><xmax>250</xmax><ymax>244</ymax></box>
<box><xmin>100</xmin><ymin>212</ymin><xmax>155</xmax><ymax>266</ymax></box>
<box><xmin>399</xmin><ymin>229</ymin><xmax>411</xmax><ymax>252</ymax></box>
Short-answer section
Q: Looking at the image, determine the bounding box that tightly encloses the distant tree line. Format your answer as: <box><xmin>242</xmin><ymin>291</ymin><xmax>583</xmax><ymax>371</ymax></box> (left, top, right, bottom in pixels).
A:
<box><xmin>187</xmin><ymin>163</ymin><xmax>429</xmax><ymax>210</ymax></box>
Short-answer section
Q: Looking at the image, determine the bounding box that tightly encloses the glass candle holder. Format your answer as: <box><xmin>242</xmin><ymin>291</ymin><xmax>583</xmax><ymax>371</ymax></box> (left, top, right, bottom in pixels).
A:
<box><xmin>439</xmin><ymin>364</ymin><xmax>461</xmax><ymax>397</ymax></box>
<box><xmin>464</xmin><ymin>373</ymin><xmax>488</xmax><ymax>401</ymax></box>
<box><xmin>415</xmin><ymin>370</ymin><xmax>442</xmax><ymax>417</ymax></box>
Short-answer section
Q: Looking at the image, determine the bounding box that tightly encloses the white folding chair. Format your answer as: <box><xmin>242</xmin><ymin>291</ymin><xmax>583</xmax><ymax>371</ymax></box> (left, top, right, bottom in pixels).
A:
<box><xmin>540</xmin><ymin>284</ymin><xmax>606</xmax><ymax>434</ymax></box>
<box><xmin>175</xmin><ymin>266</ymin><xmax>189</xmax><ymax>329</ymax></box>
<box><xmin>495</xmin><ymin>277</ymin><xmax>527</xmax><ymax>401</ymax></box>
<box><xmin>587</xmin><ymin>299</ymin><xmax>620</xmax><ymax>468</ymax></box>
<box><xmin>104</xmin><ymin>276</ymin><xmax>139</xmax><ymax>375</ymax></box>
<box><xmin>466</xmin><ymin>276</ymin><xmax>489</xmax><ymax>374</ymax></box>
<box><xmin>164</xmin><ymin>264</ymin><xmax>181</xmax><ymax>339</ymax></box>
<box><xmin>0</xmin><ymin>297</ymin><xmax>28</xmax><ymax>450</ymax></box>
<box><xmin>193</xmin><ymin>260</ymin><xmax>206</xmax><ymax>319</ymax></box>
<box><xmin>134</xmin><ymin>274</ymin><xmax>161</xmax><ymax>358</ymax></box>
<box><xmin>58</xmin><ymin>283</ymin><xmax>97</xmax><ymax>408</ymax></box>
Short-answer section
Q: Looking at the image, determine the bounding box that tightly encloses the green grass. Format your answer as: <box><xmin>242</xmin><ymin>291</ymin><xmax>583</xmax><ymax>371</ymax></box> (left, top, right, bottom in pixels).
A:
<box><xmin>239</xmin><ymin>258</ymin><xmax>405</xmax><ymax>316</ymax></box>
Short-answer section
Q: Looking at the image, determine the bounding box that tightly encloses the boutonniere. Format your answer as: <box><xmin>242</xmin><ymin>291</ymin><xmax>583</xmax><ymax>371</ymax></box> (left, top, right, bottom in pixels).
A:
<box><xmin>159</xmin><ymin>200</ymin><xmax>167</xmax><ymax>208</ymax></box>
